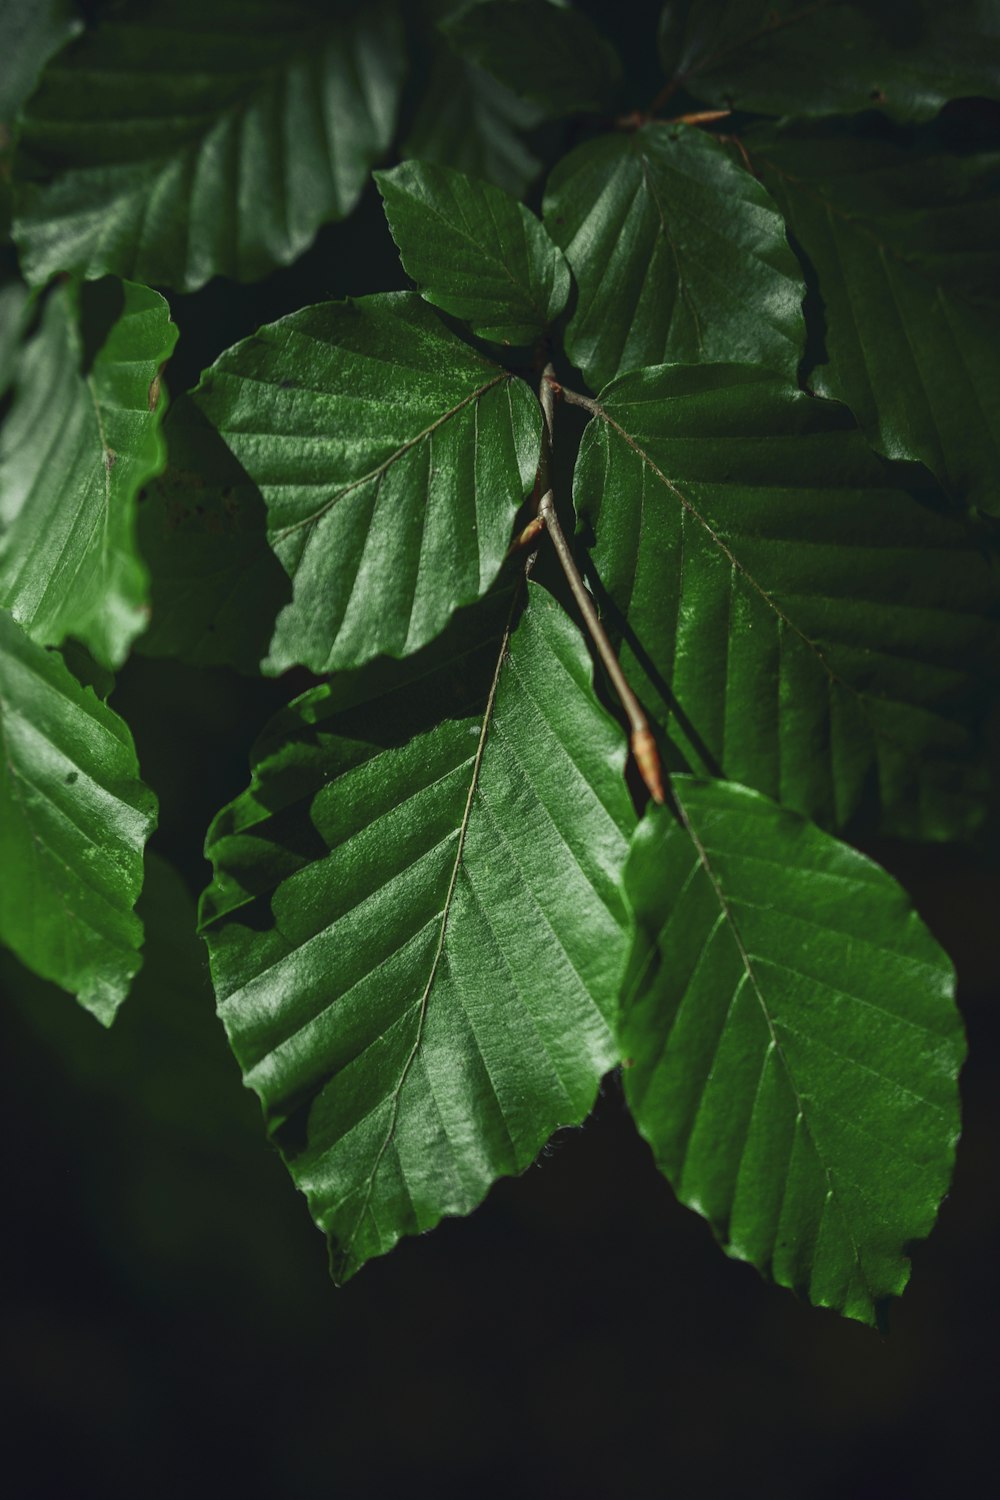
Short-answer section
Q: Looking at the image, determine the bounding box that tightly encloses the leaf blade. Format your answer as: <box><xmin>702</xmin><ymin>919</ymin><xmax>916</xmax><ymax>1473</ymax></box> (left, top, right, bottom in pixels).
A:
<box><xmin>442</xmin><ymin>0</ymin><xmax>622</xmax><ymax>119</ymax></box>
<box><xmin>201</xmin><ymin>583</ymin><xmax>635</xmax><ymax>1280</ymax></box>
<box><xmin>751</xmin><ymin>128</ymin><xmax>1000</xmax><ymax>514</ymax></box>
<box><xmin>544</xmin><ymin>124</ymin><xmax>805</xmax><ymax>390</ymax></box>
<box><xmin>0</xmin><ymin>277</ymin><xmax>178</xmax><ymax>669</ymax></box>
<box><xmin>620</xmin><ymin>777</ymin><xmax>964</xmax><ymax>1325</ymax></box>
<box><xmin>0</xmin><ymin>608</ymin><xmax>156</xmax><ymax>1022</ymax></box>
<box><xmin>376</xmin><ymin>160</ymin><xmax>570</xmax><ymax>346</ymax></box>
<box><xmin>574</xmin><ymin>362</ymin><xmax>1000</xmax><ymax>838</ymax></box>
<box><xmin>657</xmin><ymin>0</ymin><xmax>1000</xmax><ymax>122</ymax></box>
<box><xmin>13</xmin><ymin>0</ymin><xmax>404</xmax><ymax>290</ymax></box>
<box><xmin>192</xmin><ymin>293</ymin><xmax>543</xmax><ymax>676</ymax></box>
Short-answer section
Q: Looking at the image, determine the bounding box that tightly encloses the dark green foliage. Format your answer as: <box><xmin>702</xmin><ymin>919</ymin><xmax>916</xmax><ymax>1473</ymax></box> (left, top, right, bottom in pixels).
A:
<box><xmin>1</xmin><ymin>0</ymin><xmax>996</xmax><ymax>1325</ymax></box>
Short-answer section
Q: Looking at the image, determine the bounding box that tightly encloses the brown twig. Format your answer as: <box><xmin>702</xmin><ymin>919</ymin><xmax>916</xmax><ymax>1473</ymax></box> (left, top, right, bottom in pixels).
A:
<box><xmin>536</xmin><ymin>367</ymin><xmax>665</xmax><ymax>804</ymax></box>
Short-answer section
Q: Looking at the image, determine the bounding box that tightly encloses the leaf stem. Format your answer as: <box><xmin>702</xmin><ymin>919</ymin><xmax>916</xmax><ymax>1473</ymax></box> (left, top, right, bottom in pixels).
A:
<box><xmin>537</xmin><ymin>367</ymin><xmax>664</xmax><ymax>804</ymax></box>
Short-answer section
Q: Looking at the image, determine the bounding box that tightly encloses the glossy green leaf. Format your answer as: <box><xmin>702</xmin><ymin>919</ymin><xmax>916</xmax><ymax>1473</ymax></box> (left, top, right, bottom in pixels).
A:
<box><xmin>750</xmin><ymin>128</ymin><xmax>1000</xmax><ymax>515</ymax></box>
<box><xmin>402</xmin><ymin>41</ymin><xmax>545</xmax><ymax>199</ymax></box>
<box><xmin>376</xmin><ymin>160</ymin><xmax>570</xmax><ymax>346</ymax></box>
<box><xmin>0</xmin><ymin>607</ymin><xmax>156</xmax><ymax>1023</ymax></box>
<box><xmin>543</xmin><ymin>124</ymin><xmax>804</xmax><ymax>390</ymax></box>
<box><xmin>0</xmin><ymin>0</ymin><xmax>79</xmax><ymax>122</ymax></box>
<box><xmin>13</xmin><ymin>0</ymin><xmax>404</xmax><ymax>290</ymax></box>
<box><xmin>192</xmin><ymin>292</ymin><xmax>542</xmax><ymax>676</ymax></box>
<box><xmin>657</xmin><ymin>0</ymin><xmax>1000</xmax><ymax>122</ymax></box>
<box><xmin>620</xmin><ymin>778</ymin><xmax>964</xmax><ymax>1325</ymax></box>
<box><xmin>136</xmin><ymin>394</ymin><xmax>290</xmax><ymax>675</ymax></box>
<box><xmin>201</xmin><ymin>582</ymin><xmax>635</xmax><ymax>1281</ymax></box>
<box><xmin>0</xmin><ymin>277</ymin><xmax>177</xmax><ymax>669</ymax></box>
<box><xmin>443</xmin><ymin>0</ymin><xmax>621</xmax><ymax>118</ymax></box>
<box><xmin>574</xmin><ymin>363</ymin><xmax>1000</xmax><ymax>839</ymax></box>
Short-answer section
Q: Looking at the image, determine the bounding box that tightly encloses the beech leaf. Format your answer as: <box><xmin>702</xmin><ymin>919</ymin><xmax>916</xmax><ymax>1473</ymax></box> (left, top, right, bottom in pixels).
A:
<box><xmin>376</xmin><ymin>160</ymin><xmax>570</xmax><ymax>347</ymax></box>
<box><xmin>201</xmin><ymin>583</ymin><xmax>635</xmax><ymax>1280</ymax></box>
<box><xmin>0</xmin><ymin>608</ymin><xmax>156</xmax><ymax>1023</ymax></box>
<box><xmin>620</xmin><ymin>778</ymin><xmax>964</xmax><ymax>1326</ymax></box>
<box><xmin>657</xmin><ymin>0</ymin><xmax>1000</xmax><ymax>123</ymax></box>
<box><xmin>0</xmin><ymin>276</ymin><xmax>177</xmax><ymax>669</ymax></box>
<box><xmin>573</xmin><ymin>363</ymin><xmax>1000</xmax><ymax>839</ymax></box>
<box><xmin>751</xmin><ymin>127</ymin><xmax>1000</xmax><ymax>515</ymax></box>
<box><xmin>544</xmin><ymin>124</ymin><xmax>805</xmax><ymax>391</ymax></box>
<box><xmin>442</xmin><ymin>0</ymin><xmax>622</xmax><ymax>119</ymax></box>
<box><xmin>191</xmin><ymin>293</ymin><xmax>542</xmax><ymax>676</ymax></box>
<box><xmin>13</xmin><ymin>0</ymin><xmax>404</xmax><ymax>290</ymax></box>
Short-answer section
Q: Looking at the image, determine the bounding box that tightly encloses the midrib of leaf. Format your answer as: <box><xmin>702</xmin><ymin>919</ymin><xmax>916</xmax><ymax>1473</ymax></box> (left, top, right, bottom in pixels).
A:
<box><xmin>340</xmin><ymin>590</ymin><xmax>519</xmax><ymax>1263</ymax></box>
<box><xmin>668</xmin><ymin>778</ymin><xmax>871</xmax><ymax>1297</ymax></box>
<box><xmin>270</xmin><ymin>370</ymin><xmax>510</xmax><ymax>543</ymax></box>
<box><xmin>84</xmin><ymin>367</ymin><xmax>115</xmax><ymax>590</ymax></box>
<box><xmin>637</xmin><ymin>148</ymin><xmax>703</xmax><ymax>352</ymax></box>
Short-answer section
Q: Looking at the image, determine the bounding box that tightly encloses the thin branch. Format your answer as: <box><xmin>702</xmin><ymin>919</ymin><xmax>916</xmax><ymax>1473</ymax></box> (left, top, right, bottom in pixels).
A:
<box><xmin>537</xmin><ymin>367</ymin><xmax>664</xmax><ymax>804</ymax></box>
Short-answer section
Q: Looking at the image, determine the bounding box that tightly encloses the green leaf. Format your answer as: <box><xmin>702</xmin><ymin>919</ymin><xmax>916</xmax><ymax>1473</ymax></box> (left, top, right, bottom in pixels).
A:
<box><xmin>573</xmin><ymin>363</ymin><xmax>1000</xmax><ymax>839</ymax></box>
<box><xmin>750</xmin><ymin>128</ymin><xmax>1000</xmax><ymax>515</ymax></box>
<box><xmin>136</xmin><ymin>394</ymin><xmax>290</xmax><ymax>675</ymax></box>
<box><xmin>201</xmin><ymin>582</ymin><xmax>634</xmax><ymax>1281</ymax></box>
<box><xmin>443</xmin><ymin>0</ymin><xmax>621</xmax><ymax>118</ymax></box>
<box><xmin>0</xmin><ymin>607</ymin><xmax>156</xmax><ymax>1023</ymax></box>
<box><xmin>0</xmin><ymin>276</ymin><xmax>177</xmax><ymax>669</ymax></box>
<box><xmin>543</xmin><ymin>124</ymin><xmax>805</xmax><ymax>391</ymax></box>
<box><xmin>0</xmin><ymin>0</ymin><xmax>80</xmax><ymax>122</ymax></box>
<box><xmin>620</xmin><ymin>778</ymin><xmax>964</xmax><ymax>1325</ymax></box>
<box><xmin>0</xmin><ymin>280</ymin><xmax>30</xmax><ymax>399</ymax></box>
<box><xmin>192</xmin><ymin>292</ymin><xmax>542</xmax><ymax>676</ymax></box>
<box><xmin>402</xmin><ymin>41</ymin><xmax>545</xmax><ymax>199</ymax></box>
<box><xmin>376</xmin><ymin>160</ymin><xmax>570</xmax><ymax>346</ymax></box>
<box><xmin>13</xmin><ymin>0</ymin><xmax>404</xmax><ymax>291</ymax></box>
<box><xmin>657</xmin><ymin>0</ymin><xmax>1000</xmax><ymax>122</ymax></box>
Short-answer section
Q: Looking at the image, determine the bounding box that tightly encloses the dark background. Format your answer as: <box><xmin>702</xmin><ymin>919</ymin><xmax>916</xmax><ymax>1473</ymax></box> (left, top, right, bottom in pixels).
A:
<box><xmin>1</xmin><ymin>834</ymin><xmax>997</xmax><ymax>1499</ymax></box>
<box><xmin>3</xmin><ymin>2</ymin><xmax>1000</xmax><ymax>1494</ymax></box>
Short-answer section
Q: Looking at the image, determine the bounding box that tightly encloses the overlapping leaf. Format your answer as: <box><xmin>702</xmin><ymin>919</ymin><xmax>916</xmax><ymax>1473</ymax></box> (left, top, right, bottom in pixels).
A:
<box><xmin>657</xmin><ymin>0</ymin><xmax>1000</xmax><ymax>122</ymax></box>
<box><xmin>574</xmin><ymin>363</ymin><xmax>999</xmax><ymax>838</ymax></box>
<box><xmin>13</xmin><ymin>0</ymin><xmax>404</xmax><ymax>290</ymax></box>
<box><xmin>0</xmin><ymin>607</ymin><xmax>156</xmax><ymax>1023</ymax></box>
<box><xmin>0</xmin><ymin>277</ymin><xmax>177</xmax><ymax>669</ymax></box>
<box><xmin>620</xmin><ymin>778</ymin><xmax>964</xmax><ymax>1325</ymax></box>
<box><xmin>749</xmin><ymin>128</ymin><xmax>1000</xmax><ymax>514</ymax></box>
<box><xmin>190</xmin><ymin>292</ymin><xmax>542</xmax><ymax>676</ymax></box>
<box><xmin>201</xmin><ymin>583</ymin><xmax>635</xmax><ymax>1280</ymax></box>
<box><xmin>0</xmin><ymin>0</ymin><xmax>79</xmax><ymax>122</ymax></box>
<box><xmin>402</xmin><ymin>40</ymin><xmax>544</xmax><ymax>199</ymax></box>
<box><xmin>443</xmin><ymin>0</ymin><xmax>621</xmax><ymax>119</ymax></box>
<box><xmin>543</xmin><ymin>124</ymin><xmax>805</xmax><ymax>390</ymax></box>
<box><xmin>376</xmin><ymin>160</ymin><xmax>570</xmax><ymax>345</ymax></box>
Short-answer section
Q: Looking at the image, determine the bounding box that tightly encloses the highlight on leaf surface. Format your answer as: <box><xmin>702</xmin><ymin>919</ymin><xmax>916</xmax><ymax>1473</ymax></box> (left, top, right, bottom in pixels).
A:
<box><xmin>619</xmin><ymin>778</ymin><xmax>965</xmax><ymax>1326</ymax></box>
<box><xmin>190</xmin><ymin>292</ymin><xmax>542</xmax><ymax>677</ymax></box>
<box><xmin>201</xmin><ymin>584</ymin><xmax>635</xmax><ymax>1281</ymax></box>
<box><xmin>0</xmin><ymin>607</ymin><xmax>156</xmax><ymax>1024</ymax></box>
